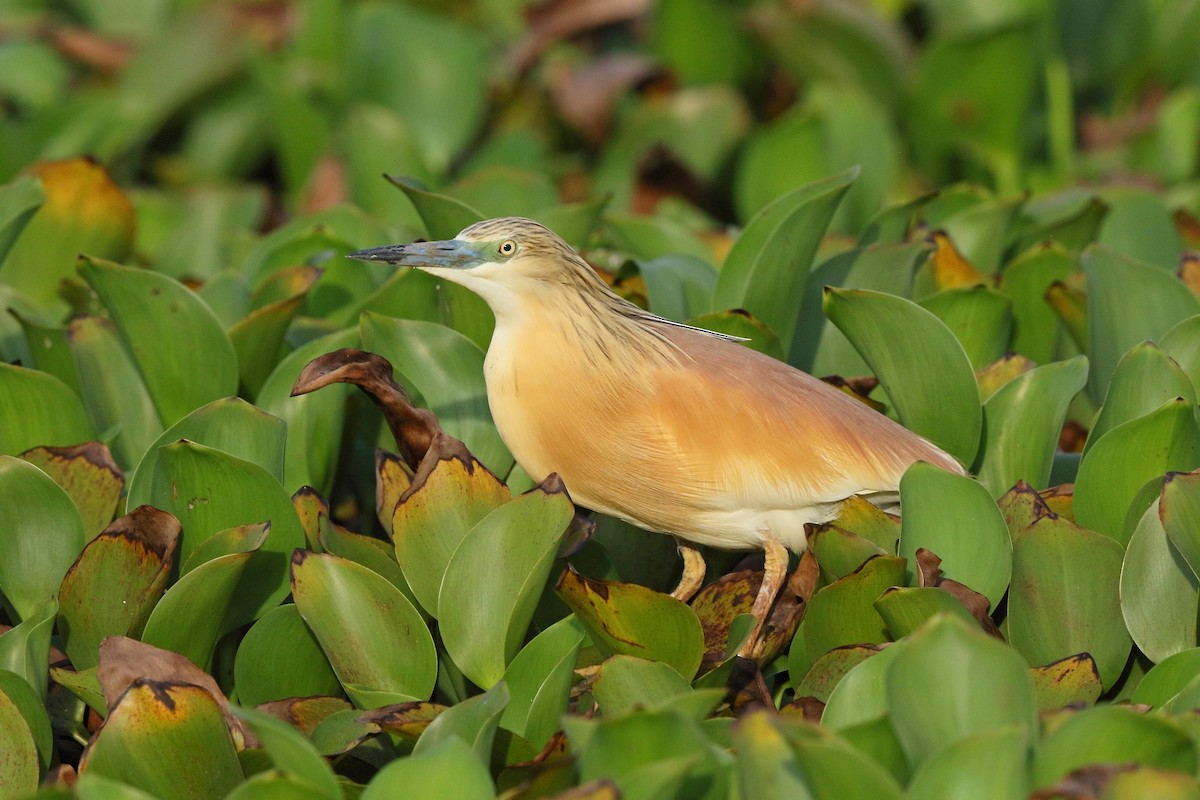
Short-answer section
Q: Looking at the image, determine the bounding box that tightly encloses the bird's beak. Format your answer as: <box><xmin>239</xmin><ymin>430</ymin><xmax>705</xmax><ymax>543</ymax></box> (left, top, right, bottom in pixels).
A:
<box><xmin>347</xmin><ymin>240</ymin><xmax>486</xmax><ymax>270</ymax></box>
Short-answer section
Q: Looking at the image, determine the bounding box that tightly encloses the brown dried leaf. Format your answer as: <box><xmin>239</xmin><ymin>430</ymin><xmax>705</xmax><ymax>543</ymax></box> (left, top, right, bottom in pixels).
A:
<box><xmin>255</xmin><ymin>696</ymin><xmax>353</xmax><ymax>736</ymax></box>
<box><xmin>779</xmin><ymin>695</ymin><xmax>825</xmax><ymax>722</ymax></box>
<box><xmin>96</xmin><ymin>637</ymin><xmax>255</xmax><ymax>747</ymax></box>
<box><xmin>819</xmin><ymin>375</ymin><xmax>886</xmax><ymax>413</ymax></box>
<box><xmin>359</xmin><ymin>701</ymin><xmax>447</xmax><ymax>743</ymax></box>
<box><xmin>547</xmin><ymin>54</ymin><xmax>659</xmax><ymax>142</ymax></box>
<box><xmin>292</xmin><ymin>349</ymin><xmax>442</xmax><ymax>469</ymax></box>
<box><xmin>914</xmin><ymin>548</ymin><xmax>942</xmax><ymax>588</ymax></box>
<box><xmin>510</xmin><ymin>0</ymin><xmax>650</xmax><ymax>71</ymax></box>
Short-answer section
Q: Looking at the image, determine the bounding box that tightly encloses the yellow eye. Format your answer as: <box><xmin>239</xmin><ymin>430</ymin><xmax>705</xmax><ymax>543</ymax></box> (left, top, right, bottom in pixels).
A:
<box><xmin>499</xmin><ymin>239</ymin><xmax>518</xmax><ymax>256</ymax></box>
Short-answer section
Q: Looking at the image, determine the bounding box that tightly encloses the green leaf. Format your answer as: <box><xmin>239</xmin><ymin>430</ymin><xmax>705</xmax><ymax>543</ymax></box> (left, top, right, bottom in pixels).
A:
<box><xmin>0</xmin><ymin>599</ymin><xmax>56</xmax><ymax>702</ymax></box>
<box><xmin>1122</xmin><ymin>496</ymin><xmax>1200</xmax><ymax>663</ymax></box>
<box><xmin>1087</xmin><ymin>341</ymin><xmax>1196</xmax><ymax>454</ymax></box>
<box><xmin>823</xmin><ymin>287</ymin><xmax>982</xmax><ymax>465</ymax></box>
<box><xmin>0</xmin><ymin>173</ymin><xmax>44</xmax><ymax>266</ymax></box>
<box><xmin>414</xmin><ymin>680</ymin><xmax>509</xmax><ymax>764</ymax></box>
<box><xmin>391</xmin><ymin>437</ymin><xmax>511</xmax><ymax>617</ymax></box>
<box><xmin>78</xmin><ymin>256</ymin><xmax>238</xmax><ymax>426</ymax></box>
<box><xmin>684</xmin><ymin>310</ymin><xmax>784</xmax><ymax>359</ymax></box>
<box><xmin>291</xmin><ymin>552</ymin><xmax>437</xmax><ymax>708</ymax></box>
<box><xmin>499</xmin><ymin>614</ymin><xmax>585</xmax><ymax>747</ymax></box>
<box><xmin>887</xmin><ymin>615</ymin><xmax>1037</xmax><ymax>769</ymax></box>
<box><xmin>1160</xmin><ymin>315</ymin><xmax>1200</xmax><ymax>393</ymax></box>
<box><xmin>233</xmin><ymin>707</ymin><xmax>341</xmax><ymax>800</ymax></box>
<box><xmin>361</xmin><ymin>738</ymin><xmax>493</xmax><ymax>800</ymax></box>
<box><xmin>1031</xmin><ymin>706</ymin><xmax>1196</xmax><ymax>789</ymax></box>
<box><xmin>228</xmin><ymin>291</ymin><xmax>307</xmax><ymax>399</ymax></box>
<box><xmin>385</xmin><ymin>176</ymin><xmax>483</xmax><ymax>241</ymax></box>
<box><xmin>361</xmin><ymin>313</ymin><xmax>512</xmax><ymax>475</ymax></box>
<box><xmin>918</xmin><ymin>285</ymin><xmax>1013</xmax><ymax>370</ymax></box>
<box><xmin>794</xmin><ymin>644</ymin><xmax>884</xmax><ymax>704</ymax></box>
<box><xmin>637</xmin><ymin>254</ymin><xmax>717</xmax><ymax>321</ymax></box>
<box><xmin>57</xmin><ymin>505</ymin><xmax>179</xmax><ymax>670</ymax></box>
<box><xmin>0</xmin><ymin>670</ymin><xmax>52</xmax><ymax>771</ymax></box>
<box><xmin>593</xmin><ymin>655</ymin><xmax>695</xmax><ymax>718</ymax></box>
<box><xmin>556</xmin><ymin>569</ymin><xmax>705</xmax><ymax>680</ymax></box>
<box><xmin>233</xmin><ymin>604</ymin><xmax>342</xmax><ymax>708</ymax></box>
<box><xmin>438</xmin><ymin>481</ymin><xmax>572</xmax><ymax>688</ymax></box>
<box><xmin>905</xmin><ymin>725</ymin><xmax>1029</xmax><ymax>800</ymax></box>
<box><xmin>715</xmin><ymin>168</ymin><xmax>858</xmax><ymax>355</ymax></box>
<box><xmin>1132</xmin><ymin>649</ymin><xmax>1200</xmax><ymax>710</ymax></box>
<box><xmin>874</xmin><ymin>587</ymin><xmax>980</xmax><ymax>639</ymax></box>
<box><xmin>127</xmin><ymin>397</ymin><xmax>287</xmax><ymax>509</ymax></box>
<box><xmin>731</xmin><ymin>710</ymin><xmax>813</xmax><ymax>799</ymax></box>
<box><xmin>79</xmin><ymin>681</ymin><xmax>243</xmax><ymax>800</ymax></box>
<box><xmin>1082</xmin><ymin>245</ymin><xmax>1199</xmax><ymax>405</ymax></box>
<box><xmin>0</xmin><ymin>457</ymin><xmax>85</xmax><ymax>621</ymax></box>
<box><xmin>141</xmin><ymin>440</ymin><xmax>305</xmax><ymax>619</ymax></box>
<box><xmin>1075</xmin><ymin>398</ymin><xmax>1200</xmax><ymax>543</ymax></box>
<box><xmin>1162</xmin><ymin>472</ymin><xmax>1200</xmax><ymax>587</ymax></box>
<box><xmin>975</xmin><ymin>356</ymin><xmax>1089</xmax><ymax>496</ymax></box>
<box><xmin>1007</xmin><ymin>514</ymin><xmax>1130</xmax><ymax>689</ymax></box>
<box><xmin>790</xmin><ymin>556</ymin><xmax>907</xmax><ymax>680</ymax></box>
<box><xmin>0</xmin><ymin>681</ymin><xmax>39</xmax><ymax>796</ymax></box>
<box><xmin>898</xmin><ymin>462</ymin><xmax>1011</xmax><ymax>609</ymax></box>
<box><xmin>0</xmin><ymin>363</ymin><xmax>94</xmax><ymax>456</ymax></box>
<box><xmin>1001</xmin><ymin>245</ymin><xmax>1078</xmax><ymax>365</ymax></box>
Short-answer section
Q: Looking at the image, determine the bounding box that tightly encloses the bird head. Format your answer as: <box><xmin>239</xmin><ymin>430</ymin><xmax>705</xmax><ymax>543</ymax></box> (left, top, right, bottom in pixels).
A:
<box><xmin>348</xmin><ymin>217</ymin><xmax>602</xmax><ymax>316</ymax></box>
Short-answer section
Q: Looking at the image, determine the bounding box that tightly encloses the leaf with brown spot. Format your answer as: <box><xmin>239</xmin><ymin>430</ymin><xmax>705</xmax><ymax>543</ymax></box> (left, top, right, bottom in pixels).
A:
<box><xmin>998</xmin><ymin>480</ymin><xmax>1055</xmax><ymax>538</ymax></box>
<box><xmin>811</xmin><ymin>525</ymin><xmax>887</xmax><ymax>582</ymax></box>
<box><xmin>20</xmin><ymin>442</ymin><xmax>123</xmax><ymax>540</ymax></box>
<box><xmin>392</xmin><ymin>433</ymin><xmax>510</xmax><ymax>616</ymax></box>
<box><xmin>375</xmin><ymin>449</ymin><xmax>413</xmax><ymax>537</ymax></box>
<box><xmin>360</xmin><ymin>701</ymin><xmax>447</xmax><ymax>743</ymax></box>
<box><xmin>79</xmin><ymin>679</ymin><xmax>244</xmax><ymax>799</ymax></box>
<box><xmin>291</xmin><ymin>348</ymin><xmax>441</xmax><ymax>470</ymax></box>
<box><xmin>255</xmin><ymin>696</ymin><xmax>353</xmax><ymax>737</ymax></box>
<box><xmin>308</xmin><ymin>707</ymin><xmax>382</xmax><ymax>756</ymax></box>
<box><xmin>793</xmin><ymin>643</ymin><xmax>886</xmax><ymax>703</ymax></box>
<box><xmin>1040</xmin><ymin>483</ymin><xmax>1076</xmax><ymax>519</ymax></box>
<box><xmin>57</xmin><ymin>506</ymin><xmax>179</xmax><ymax>670</ymax></box>
<box><xmin>95</xmin><ymin>637</ymin><xmax>253</xmax><ymax>748</ymax></box>
<box><xmin>556</xmin><ymin>567</ymin><xmax>704</xmax><ymax>680</ymax></box>
<box><xmin>1030</xmin><ymin>654</ymin><xmax>1103</xmax><ymax>712</ymax></box>
<box><xmin>291</xmin><ymin>486</ymin><xmax>329</xmax><ymax>553</ymax></box>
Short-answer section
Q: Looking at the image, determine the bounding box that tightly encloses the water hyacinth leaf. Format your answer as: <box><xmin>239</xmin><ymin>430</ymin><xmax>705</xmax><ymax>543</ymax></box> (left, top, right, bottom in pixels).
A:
<box><xmin>500</xmin><ymin>614</ymin><xmax>585</xmax><ymax>747</ymax></box>
<box><xmin>57</xmin><ymin>506</ymin><xmax>179</xmax><ymax>670</ymax></box>
<box><xmin>918</xmin><ymin>285</ymin><xmax>1013</xmax><ymax>370</ymax></box>
<box><xmin>1013</xmin><ymin>194</ymin><xmax>1107</xmax><ymax>255</ymax></box>
<box><xmin>1161</xmin><ymin>472</ymin><xmax>1200</xmax><ymax>581</ymax></box>
<box><xmin>1132</xmin><ymin>649</ymin><xmax>1200</xmax><ymax>710</ymax></box>
<box><xmin>1161</xmin><ymin>315</ymin><xmax>1200</xmax><ymax>392</ymax></box>
<box><xmin>0</xmin><ymin>599</ymin><xmax>55</xmax><ymax>701</ymax></box>
<box><xmin>975</xmin><ymin>356</ymin><xmax>1088</xmax><ymax>496</ymax></box>
<box><xmin>732</xmin><ymin>711</ymin><xmax>810</xmax><ymax>799</ymax></box>
<box><xmin>905</xmin><ymin>725</ymin><xmax>1029</xmax><ymax>800</ymax></box>
<box><xmin>715</xmin><ymin>167</ymin><xmax>858</xmax><ymax>354</ymax></box>
<box><xmin>233</xmin><ymin>604</ymin><xmax>342</xmax><ymax>708</ymax></box>
<box><xmin>1001</xmin><ymin>245</ymin><xmax>1077</xmax><ymax>364</ymax></box>
<box><xmin>385</xmin><ymin>177</ymin><xmax>483</xmax><ymax>242</ymax></box>
<box><xmin>1087</xmin><ymin>342</ymin><xmax>1196</xmax><ymax>454</ymax></box>
<box><xmin>0</xmin><ymin>686</ymin><xmax>38</xmax><ymax>796</ymax></box>
<box><xmin>78</xmin><ymin>256</ymin><xmax>238</xmax><ymax>426</ymax></box>
<box><xmin>556</xmin><ymin>569</ymin><xmax>705</xmax><ymax>681</ymax></box>
<box><xmin>1082</xmin><ymin>245</ymin><xmax>1200</xmax><ymax>404</ymax></box>
<box><xmin>820</xmin><ymin>641</ymin><xmax>905</xmax><ymax>732</ymax></box>
<box><xmin>232</xmin><ymin>708</ymin><xmax>341</xmax><ymax>800</ymax></box>
<box><xmin>1044</xmin><ymin>275</ymin><xmax>1088</xmax><ymax>354</ymax></box>
<box><xmin>1030</xmin><ymin>655</ymin><xmax>1103</xmax><ymax>712</ymax></box>
<box><xmin>315</xmin><ymin>515</ymin><xmax>414</xmax><ymax>604</ymax></box>
<box><xmin>75</xmin><ymin>773</ymin><xmax>167</xmax><ymax>799</ymax></box>
<box><xmin>898</xmin><ymin>463</ymin><xmax>1011</xmax><ymax>609</ymax></box>
<box><xmin>0</xmin><ymin>364</ymin><xmax>94</xmax><ymax>456</ymax></box>
<box><xmin>19</xmin><ymin>441</ymin><xmax>122</xmax><ymax>539</ymax></box>
<box><xmin>79</xmin><ymin>681</ymin><xmax>243</xmax><ymax>800</ymax></box>
<box><xmin>392</xmin><ymin>436</ymin><xmax>510</xmax><ymax>615</ymax></box>
<box><xmin>291</xmin><ymin>551</ymin><xmax>437</xmax><ymax>708</ymax></box>
<box><xmin>0</xmin><ymin>456</ymin><xmax>85</xmax><ymax>622</ymax></box>
<box><xmin>809</xmin><ymin>526</ymin><xmax>887</xmax><ymax>582</ymax></box>
<box><xmin>143</xmin><ymin>440</ymin><xmax>304</xmax><ymax>618</ymax></box>
<box><xmin>140</xmin><ymin>550</ymin><xmax>255</xmax><ymax>669</ymax></box>
<box><xmin>126</xmin><ymin>397</ymin><xmax>287</xmax><ymax>508</ymax></box>
<box><xmin>224</xmin><ymin>772</ymin><xmax>333</xmax><ymax>800</ymax></box>
<box><xmin>824</xmin><ymin>288</ymin><xmax>981</xmax><ymax>465</ymax></box>
<box><xmin>887</xmin><ymin>615</ymin><xmax>1037</xmax><ymax>768</ymax></box>
<box><xmin>636</xmin><ymin>254</ymin><xmax>717</xmax><ymax>321</ymax></box>
<box><xmin>1097</xmin><ymin>189</ymin><xmax>1183</xmax><ymax>269</ymax></box>
<box><xmin>257</xmin><ymin>327</ymin><xmax>358</xmax><ymax>495</ymax></box>
<box><xmin>179</xmin><ymin>522</ymin><xmax>269</xmax><ymax>576</ymax></box>
<box><xmin>0</xmin><ymin>158</ymin><xmax>134</xmax><ymax>312</ymax></box>
<box><xmin>593</xmin><ymin>654</ymin><xmax>696</xmax><ymax>719</ymax></box>
<box><xmin>531</xmin><ymin>194</ymin><xmax>608</xmax><ymax>250</ymax></box>
<box><xmin>1122</xmin><ymin>497</ymin><xmax>1200</xmax><ymax>663</ymax></box>
<box><xmin>414</xmin><ymin>680</ymin><xmax>509</xmax><ymax>763</ymax></box>
<box><xmin>439</xmin><ymin>481</ymin><xmax>573</xmax><ymax>688</ymax></box>
<box><xmin>228</xmin><ymin>291</ymin><xmax>307</xmax><ymax>399</ymax></box>
<box><xmin>0</xmin><ymin>173</ymin><xmax>43</xmax><ymax>265</ymax></box>
<box><xmin>361</xmin><ymin>738</ymin><xmax>493</xmax><ymax>800</ymax></box>
<box><xmin>1007</xmin><ymin>515</ymin><xmax>1130</xmax><ymax>689</ymax></box>
<box><xmin>873</xmin><ymin>587</ymin><xmax>980</xmax><ymax>640</ymax></box>
<box><xmin>795</xmin><ymin>241</ymin><xmax>924</xmax><ymax>376</ymax></box>
<box><xmin>66</xmin><ymin>315</ymin><xmax>164</xmax><ymax>469</ymax></box>
<box><xmin>604</xmin><ymin>215</ymin><xmax>712</xmax><ymax>264</ymax></box>
<box><xmin>1030</xmin><ymin>706</ymin><xmax>1196</xmax><ymax>789</ymax></box>
<box><xmin>1075</xmin><ymin>398</ymin><xmax>1200</xmax><ymax>543</ymax></box>
<box><xmin>361</xmin><ymin>313</ymin><xmax>512</xmax><ymax>475</ymax></box>
<box><xmin>790</xmin><ymin>556</ymin><xmax>906</xmax><ymax>680</ymax></box>
<box><xmin>685</xmin><ymin>309</ymin><xmax>784</xmax><ymax>359</ymax></box>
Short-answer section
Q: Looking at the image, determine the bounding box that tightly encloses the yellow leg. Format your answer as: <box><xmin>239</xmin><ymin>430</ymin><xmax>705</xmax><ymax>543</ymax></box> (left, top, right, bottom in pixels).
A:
<box><xmin>739</xmin><ymin>531</ymin><xmax>789</xmax><ymax>660</ymax></box>
<box><xmin>670</xmin><ymin>538</ymin><xmax>706</xmax><ymax>602</ymax></box>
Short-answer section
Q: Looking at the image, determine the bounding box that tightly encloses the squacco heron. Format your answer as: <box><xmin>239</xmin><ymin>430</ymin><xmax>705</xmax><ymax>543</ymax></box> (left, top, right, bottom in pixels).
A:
<box><xmin>350</xmin><ymin>217</ymin><xmax>963</xmax><ymax>659</ymax></box>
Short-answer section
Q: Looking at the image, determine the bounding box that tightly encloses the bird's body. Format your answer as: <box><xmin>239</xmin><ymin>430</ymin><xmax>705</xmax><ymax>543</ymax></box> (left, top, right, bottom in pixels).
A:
<box><xmin>351</xmin><ymin>217</ymin><xmax>963</xmax><ymax>659</ymax></box>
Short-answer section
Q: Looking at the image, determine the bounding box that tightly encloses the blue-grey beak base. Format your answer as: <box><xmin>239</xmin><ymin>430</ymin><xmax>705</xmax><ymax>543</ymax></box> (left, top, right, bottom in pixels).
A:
<box><xmin>347</xmin><ymin>240</ymin><xmax>484</xmax><ymax>269</ymax></box>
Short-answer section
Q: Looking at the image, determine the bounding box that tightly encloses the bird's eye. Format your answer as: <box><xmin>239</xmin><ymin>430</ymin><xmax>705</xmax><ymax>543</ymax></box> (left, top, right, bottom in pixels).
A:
<box><xmin>498</xmin><ymin>240</ymin><xmax>518</xmax><ymax>256</ymax></box>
